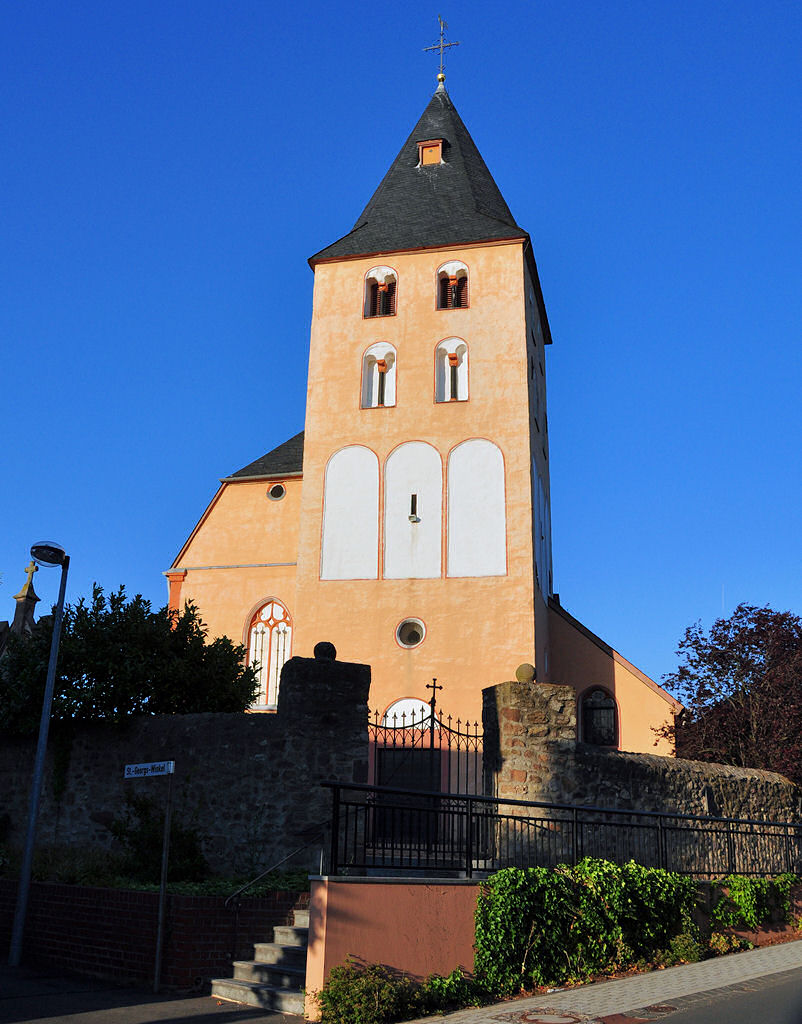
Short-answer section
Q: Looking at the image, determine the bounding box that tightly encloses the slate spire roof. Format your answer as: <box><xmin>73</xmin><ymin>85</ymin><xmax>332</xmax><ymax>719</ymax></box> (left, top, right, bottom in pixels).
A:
<box><xmin>310</xmin><ymin>85</ymin><xmax>527</xmax><ymax>263</ymax></box>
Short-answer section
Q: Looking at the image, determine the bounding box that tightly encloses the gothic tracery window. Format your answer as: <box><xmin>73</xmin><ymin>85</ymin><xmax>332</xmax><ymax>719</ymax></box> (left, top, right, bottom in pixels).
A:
<box><xmin>247</xmin><ymin>599</ymin><xmax>292</xmax><ymax>708</ymax></box>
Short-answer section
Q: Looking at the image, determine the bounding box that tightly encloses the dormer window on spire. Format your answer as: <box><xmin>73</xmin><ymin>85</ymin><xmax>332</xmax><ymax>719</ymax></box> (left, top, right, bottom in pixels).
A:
<box><xmin>417</xmin><ymin>139</ymin><xmax>443</xmax><ymax>166</ymax></box>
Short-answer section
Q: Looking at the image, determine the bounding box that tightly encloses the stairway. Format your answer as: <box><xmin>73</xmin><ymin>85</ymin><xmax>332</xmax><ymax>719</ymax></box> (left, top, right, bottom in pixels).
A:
<box><xmin>211</xmin><ymin>907</ymin><xmax>309</xmax><ymax>1015</ymax></box>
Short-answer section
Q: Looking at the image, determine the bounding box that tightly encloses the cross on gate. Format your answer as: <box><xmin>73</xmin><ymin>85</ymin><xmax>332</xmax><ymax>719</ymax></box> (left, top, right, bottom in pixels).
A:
<box><xmin>426</xmin><ymin>677</ymin><xmax>443</xmax><ymax>714</ymax></box>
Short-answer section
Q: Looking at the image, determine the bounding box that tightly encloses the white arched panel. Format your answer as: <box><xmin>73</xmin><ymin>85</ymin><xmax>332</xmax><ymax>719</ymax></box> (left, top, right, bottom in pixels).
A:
<box><xmin>384</xmin><ymin>442</ymin><xmax>442</xmax><ymax>579</ymax></box>
<box><xmin>448</xmin><ymin>440</ymin><xmax>506</xmax><ymax>577</ymax></box>
<box><xmin>321</xmin><ymin>446</ymin><xmax>379</xmax><ymax>579</ymax></box>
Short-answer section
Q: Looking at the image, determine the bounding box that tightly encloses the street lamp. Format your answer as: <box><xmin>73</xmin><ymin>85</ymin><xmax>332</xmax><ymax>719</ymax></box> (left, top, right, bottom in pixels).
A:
<box><xmin>8</xmin><ymin>542</ymin><xmax>70</xmax><ymax>967</ymax></box>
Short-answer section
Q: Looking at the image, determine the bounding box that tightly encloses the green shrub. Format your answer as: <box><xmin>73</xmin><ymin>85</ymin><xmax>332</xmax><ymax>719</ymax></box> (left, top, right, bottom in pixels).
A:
<box><xmin>32</xmin><ymin>843</ymin><xmax>128</xmax><ymax>885</ymax></box>
<box><xmin>474</xmin><ymin>859</ymin><xmax>699</xmax><ymax>995</ymax></box>
<box><xmin>711</xmin><ymin>874</ymin><xmax>801</xmax><ymax>931</ymax></box>
<box><xmin>109</xmin><ymin>792</ymin><xmax>208</xmax><ymax>884</ymax></box>
<box><xmin>655</xmin><ymin>932</ymin><xmax>705</xmax><ymax>966</ymax></box>
<box><xmin>708</xmin><ymin>931</ymin><xmax>751</xmax><ymax>956</ymax></box>
<box><xmin>419</xmin><ymin>967</ymin><xmax>485</xmax><ymax>1012</ymax></box>
<box><xmin>315</xmin><ymin>962</ymin><xmax>486</xmax><ymax>1024</ymax></box>
<box><xmin>316</xmin><ymin>961</ymin><xmax>420</xmax><ymax>1024</ymax></box>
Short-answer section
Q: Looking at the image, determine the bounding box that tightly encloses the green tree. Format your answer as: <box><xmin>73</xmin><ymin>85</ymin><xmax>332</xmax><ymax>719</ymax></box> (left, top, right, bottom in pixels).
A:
<box><xmin>0</xmin><ymin>585</ymin><xmax>258</xmax><ymax>734</ymax></box>
<box><xmin>660</xmin><ymin>604</ymin><xmax>802</xmax><ymax>783</ymax></box>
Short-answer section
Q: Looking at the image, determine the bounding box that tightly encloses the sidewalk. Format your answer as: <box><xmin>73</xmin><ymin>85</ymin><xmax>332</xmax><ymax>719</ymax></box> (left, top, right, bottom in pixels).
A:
<box><xmin>405</xmin><ymin>937</ymin><xmax>802</xmax><ymax>1024</ymax></box>
<box><xmin>1</xmin><ymin>940</ymin><xmax>801</xmax><ymax>1024</ymax></box>
<box><xmin>0</xmin><ymin>965</ymin><xmax>291</xmax><ymax>1024</ymax></box>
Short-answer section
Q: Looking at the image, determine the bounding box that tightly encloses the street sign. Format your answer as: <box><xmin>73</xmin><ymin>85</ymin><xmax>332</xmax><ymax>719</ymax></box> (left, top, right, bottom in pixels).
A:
<box><xmin>124</xmin><ymin>761</ymin><xmax>175</xmax><ymax>779</ymax></box>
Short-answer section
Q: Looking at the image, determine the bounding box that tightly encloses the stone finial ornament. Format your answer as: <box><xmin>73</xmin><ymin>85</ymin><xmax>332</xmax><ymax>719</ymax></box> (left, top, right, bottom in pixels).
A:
<box><xmin>515</xmin><ymin>663</ymin><xmax>536</xmax><ymax>683</ymax></box>
<box><xmin>313</xmin><ymin>641</ymin><xmax>337</xmax><ymax>661</ymax></box>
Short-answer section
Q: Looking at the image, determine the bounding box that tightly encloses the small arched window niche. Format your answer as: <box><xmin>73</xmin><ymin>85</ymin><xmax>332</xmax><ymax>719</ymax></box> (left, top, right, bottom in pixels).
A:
<box><xmin>435</xmin><ymin>339</ymin><xmax>468</xmax><ymax>402</ymax></box>
<box><xmin>247</xmin><ymin>599</ymin><xmax>293</xmax><ymax>709</ymax></box>
<box><xmin>581</xmin><ymin>688</ymin><xmax>618</xmax><ymax>747</ymax></box>
<box><xmin>364</xmin><ymin>266</ymin><xmax>397</xmax><ymax>318</ymax></box>
<box><xmin>437</xmin><ymin>261</ymin><xmax>469</xmax><ymax>310</ymax></box>
<box><xmin>362</xmin><ymin>343</ymin><xmax>397</xmax><ymax>409</ymax></box>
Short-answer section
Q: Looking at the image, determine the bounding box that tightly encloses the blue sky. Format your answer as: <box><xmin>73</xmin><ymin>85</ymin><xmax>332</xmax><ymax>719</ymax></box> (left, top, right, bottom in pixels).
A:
<box><xmin>2</xmin><ymin>1</ymin><xmax>800</xmax><ymax>690</ymax></box>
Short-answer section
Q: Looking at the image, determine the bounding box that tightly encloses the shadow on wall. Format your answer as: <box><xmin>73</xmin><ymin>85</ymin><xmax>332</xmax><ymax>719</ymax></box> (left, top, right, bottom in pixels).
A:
<box><xmin>0</xmin><ymin>645</ymin><xmax>371</xmax><ymax>878</ymax></box>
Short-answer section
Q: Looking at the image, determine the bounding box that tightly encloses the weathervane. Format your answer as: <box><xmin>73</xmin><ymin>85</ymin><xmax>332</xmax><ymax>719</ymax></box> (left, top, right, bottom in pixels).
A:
<box><xmin>423</xmin><ymin>15</ymin><xmax>460</xmax><ymax>86</ymax></box>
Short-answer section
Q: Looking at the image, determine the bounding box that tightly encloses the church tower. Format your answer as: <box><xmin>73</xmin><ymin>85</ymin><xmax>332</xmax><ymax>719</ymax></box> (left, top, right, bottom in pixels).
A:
<box><xmin>291</xmin><ymin>79</ymin><xmax>554</xmax><ymax>721</ymax></box>
<box><xmin>168</xmin><ymin>72</ymin><xmax>680</xmax><ymax>751</ymax></box>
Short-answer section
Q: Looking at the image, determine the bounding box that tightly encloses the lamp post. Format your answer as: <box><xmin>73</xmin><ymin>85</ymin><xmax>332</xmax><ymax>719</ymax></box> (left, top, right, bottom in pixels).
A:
<box><xmin>8</xmin><ymin>542</ymin><xmax>70</xmax><ymax>968</ymax></box>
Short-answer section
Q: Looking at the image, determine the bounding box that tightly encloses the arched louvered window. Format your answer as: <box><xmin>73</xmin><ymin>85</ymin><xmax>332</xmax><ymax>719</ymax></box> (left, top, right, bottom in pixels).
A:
<box><xmin>435</xmin><ymin>339</ymin><xmax>468</xmax><ymax>402</ymax></box>
<box><xmin>362</xmin><ymin>343</ymin><xmax>397</xmax><ymax>408</ymax></box>
<box><xmin>364</xmin><ymin>266</ymin><xmax>397</xmax><ymax>318</ymax></box>
<box><xmin>436</xmin><ymin>261</ymin><xmax>469</xmax><ymax>309</ymax></box>
<box><xmin>247</xmin><ymin>599</ymin><xmax>292</xmax><ymax>708</ymax></box>
<box><xmin>581</xmin><ymin>688</ymin><xmax>618</xmax><ymax>746</ymax></box>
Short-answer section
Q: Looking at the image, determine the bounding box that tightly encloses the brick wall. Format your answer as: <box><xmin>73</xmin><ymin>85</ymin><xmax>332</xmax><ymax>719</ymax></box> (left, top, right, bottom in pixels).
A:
<box><xmin>0</xmin><ymin>878</ymin><xmax>307</xmax><ymax>988</ymax></box>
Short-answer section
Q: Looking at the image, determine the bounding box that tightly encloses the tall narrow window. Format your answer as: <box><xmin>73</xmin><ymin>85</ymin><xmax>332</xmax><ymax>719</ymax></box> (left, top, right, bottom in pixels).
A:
<box><xmin>364</xmin><ymin>266</ymin><xmax>397</xmax><ymax>318</ymax></box>
<box><xmin>247</xmin><ymin>599</ymin><xmax>293</xmax><ymax>708</ymax></box>
<box><xmin>582</xmin><ymin>689</ymin><xmax>617</xmax><ymax>746</ymax></box>
<box><xmin>362</xmin><ymin>344</ymin><xmax>396</xmax><ymax>408</ymax></box>
<box><xmin>435</xmin><ymin>339</ymin><xmax>468</xmax><ymax>402</ymax></box>
<box><xmin>436</xmin><ymin>260</ymin><xmax>469</xmax><ymax>309</ymax></box>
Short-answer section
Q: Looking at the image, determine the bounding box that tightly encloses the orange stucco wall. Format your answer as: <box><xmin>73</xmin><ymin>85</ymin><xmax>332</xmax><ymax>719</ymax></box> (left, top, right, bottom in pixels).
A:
<box><xmin>294</xmin><ymin>240</ymin><xmax>539</xmax><ymax>723</ymax></box>
<box><xmin>304</xmin><ymin>877</ymin><xmax>479</xmax><ymax>1019</ymax></box>
<box><xmin>548</xmin><ymin>603</ymin><xmax>680</xmax><ymax>755</ymax></box>
<box><xmin>169</xmin><ymin>476</ymin><xmax>301</xmax><ymax>649</ymax></box>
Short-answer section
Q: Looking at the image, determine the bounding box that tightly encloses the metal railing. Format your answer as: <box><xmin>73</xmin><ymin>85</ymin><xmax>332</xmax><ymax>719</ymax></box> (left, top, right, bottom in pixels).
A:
<box><xmin>323</xmin><ymin>782</ymin><xmax>802</xmax><ymax>879</ymax></box>
<box><xmin>224</xmin><ymin>823</ymin><xmax>327</xmax><ymax>960</ymax></box>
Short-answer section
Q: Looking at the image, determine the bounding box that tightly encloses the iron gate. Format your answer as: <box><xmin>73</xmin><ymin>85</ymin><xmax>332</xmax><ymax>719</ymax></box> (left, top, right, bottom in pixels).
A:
<box><xmin>368</xmin><ymin>688</ymin><xmax>483</xmax><ymax>849</ymax></box>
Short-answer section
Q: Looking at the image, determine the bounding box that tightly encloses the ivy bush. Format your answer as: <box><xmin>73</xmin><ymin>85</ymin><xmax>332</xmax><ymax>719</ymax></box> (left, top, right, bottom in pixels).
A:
<box><xmin>474</xmin><ymin>859</ymin><xmax>699</xmax><ymax>994</ymax></box>
<box><xmin>711</xmin><ymin>873</ymin><xmax>798</xmax><ymax>930</ymax></box>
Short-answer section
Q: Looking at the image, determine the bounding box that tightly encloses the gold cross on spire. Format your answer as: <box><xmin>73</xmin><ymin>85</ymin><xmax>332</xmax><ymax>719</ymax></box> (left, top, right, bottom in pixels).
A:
<box><xmin>423</xmin><ymin>15</ymin><xmax>460</xmax><ymax>86</ymax></box>
<box><xmin>23</xmin><ymin>560</ymin><xmax>38</xmax><ymax>586</ymax></box>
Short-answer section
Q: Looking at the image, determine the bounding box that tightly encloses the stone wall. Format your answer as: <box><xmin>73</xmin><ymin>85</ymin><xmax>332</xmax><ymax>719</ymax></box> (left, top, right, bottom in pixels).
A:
<box><xmin>0</xmin><ymin>654</ymin><xmax>370</xmax><ymax>875</ymax></box>
<box><xmin>483</xmin><ymin>679</ymin><xmax>802</xmax><ymax>821</ymax></box>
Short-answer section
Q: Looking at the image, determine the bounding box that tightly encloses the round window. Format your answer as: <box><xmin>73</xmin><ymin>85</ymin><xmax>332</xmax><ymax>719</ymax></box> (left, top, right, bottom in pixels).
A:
<box><xmin>396</xmin><ymin>618</ymin><xmax>426</xmax><ymax>649</ymax></box>
<box><xmin>267</xmin><ymin>483</ymin><xmax>286</xmax><ymax>501</ymax></box>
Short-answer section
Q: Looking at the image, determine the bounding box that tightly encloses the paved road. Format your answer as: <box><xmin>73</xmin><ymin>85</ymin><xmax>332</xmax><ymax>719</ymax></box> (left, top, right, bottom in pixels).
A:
<box><xmin>649</xmin><ymin>967</ymin><xmax>802</xmax><ymax>1024</ymax></box>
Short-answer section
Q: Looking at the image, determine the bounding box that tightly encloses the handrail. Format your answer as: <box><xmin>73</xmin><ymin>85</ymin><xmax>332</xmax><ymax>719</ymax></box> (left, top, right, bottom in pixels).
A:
<box><xmin>320</xmin><ymin>780</ymin><xmax>802</xmax><ymax>831</ymax></box>
<box><xmin>224</xmin><ymin>823</ymin><xmax>328</xmax><ymax>910</ymax></box>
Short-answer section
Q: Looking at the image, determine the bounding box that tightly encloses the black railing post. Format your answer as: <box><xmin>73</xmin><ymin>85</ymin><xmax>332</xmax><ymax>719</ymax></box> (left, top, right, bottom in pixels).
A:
<box><xmin>785</xmin><ymin>824</ymin><xmax>793</xmax><ymax>874</ymax></box>
<box><xmin>657</xmin><ymin>816</ymin><xmax>666</xmax><ymax>870</ymax></box>
<box><xmin>571</xmin><ymin>806</ymin><xmax>578</xmax><ymax>865</ymax></box>
<box><xmin>726</xmin><ymin>820</ymin><xmax>736</xmax><ymax>875</ymax></box>
<box><xmin>465</xmin><ymin>798</ymin><xmax>473</xmax><ymax>878</ymax></box>
<box><xmin>330</xmin><ymin>786</ymin><xmax>341</xmax><ymax>876</ymax></box>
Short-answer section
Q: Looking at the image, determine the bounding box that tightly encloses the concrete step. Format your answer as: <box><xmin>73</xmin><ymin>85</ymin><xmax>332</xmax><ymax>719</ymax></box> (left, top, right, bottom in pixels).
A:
<box><xmin>210</xmin><ymin>977</ymin><xmax>304</xmax><ymax>1015</ymax></box>
<box><xmin>272</xmin><ymin>924</ymin><xmax>308</xmax><ymax>947</ymax></box>
<box><xmin>253</xmin><ymin>941</ymin><xmax>307</xmax><ymax>966</ymax></box>
<box><xmin>232</xmin><ymin>959</ymin><xmax>306</xmax><ymax>987</ymax></box>
<box><xmin>292</xmin><ymin>908</ymin><xmax>309</xmax><ymax>928</ymax></box>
